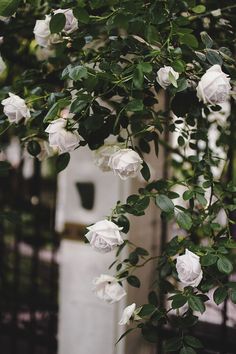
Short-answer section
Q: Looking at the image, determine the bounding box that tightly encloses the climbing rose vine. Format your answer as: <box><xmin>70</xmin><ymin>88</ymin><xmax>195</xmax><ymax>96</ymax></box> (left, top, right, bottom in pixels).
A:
<box><xmin>0</xmin><ymin>0</ymin><xmax>236</xmax><ymax>352</ymax></box>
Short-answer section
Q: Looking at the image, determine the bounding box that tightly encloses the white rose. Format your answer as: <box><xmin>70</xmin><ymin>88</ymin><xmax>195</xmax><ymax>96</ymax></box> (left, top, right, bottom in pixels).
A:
<box><xmin>1</xmin><ymin>93</ymin><xmax>30</xmax><ymax>123</ymax></box>
<box><xmin>93</xmin><ymin>274</ymin><xmax>126</xmax><ymax>303</ymax></box>
<box><xmin>119</xmin><ymin>303</ymin><xmax>136</xmax><ymax>325</ymax></box>
<box><xmin>196</xmin><ymin>64</ymin><xmax>231</xmax><ymax>105</ymax></box>
<box><xmin>34</xmin><ymin>15</ymin><xmax>61</xmax><ymax>48</ymax></box>
<box><xmin>156</xmin><ymin>66</ymin><xmax>179</xmax><ymax>89</ymax></box>
<box><xmin>108</xmin><ymin>148</ymin><xmax>143</xmax><ymax>180</ymax></box>
<box><xmin>176</xmin><ymin>249</ymin><xmax>203</xmax><ymax>287</ymax></box>
<box><xmin>85</xmin><ymin>219</ymin><xmax>123</xmax><ymax>253</ymax></box>
<box><xmin>0</xmin><ymin>55</ymin><xmax>6</xmax><ymax>74</ymax></box>
<box><xmin>94</xmin><ymin>145</ymin><xmax>121</xmax><ymax>172</ymax></box>
<box><xmin>45</xmin><ymin>118</ymin><xmax>80</xmax><ymax>153</ymax></box>
<box><xmin>54</xmin><ymin>9</ymin><xmax>78</xmax><ymax>34</ymax></box>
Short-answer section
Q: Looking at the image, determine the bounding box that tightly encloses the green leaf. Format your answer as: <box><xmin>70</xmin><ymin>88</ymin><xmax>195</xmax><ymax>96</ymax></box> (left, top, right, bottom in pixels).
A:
<box><xmin>138</xmin><ymin>304</ymin><xmax>156</xmax><ymax>317</ymax></box>
<box><xmin>127</xmin><ymin>275</ymin><xmax>140</xmax><ymax>288</ymax></box>
<box><xmin>180</xmin><ymin>346</ymin><xmax>196</xmax><ymax>354</ymax></box>
<box><xmin>156</xmin><ymin>195</ymin><xmax>174</xmax><ymax>213</ymax></box>
<box><xmin>56</xmin><ymin>153</ymin><xmax>70</xmax><ymax>173</ymax></box>
<box><xmin>165</xmin><ymin>337</ymin><xmax>182</xmax><ymax>352</ymax></box>
<box><xmin>176</xmin><ymin>212</ymin><xmax>192</xmax><ymax>230</ymax></box>
<box><xmin>200</xmin><ymin>32</ymin><xmax>213</xmax><ymax>48</ymax></box>
<box><xmin>196</xmin><ymin>193</ymin><xmax>207</xmax><ymax>207</ymax></box>
<box><xmin>171</xmin><ymin>294</ymin><xmax>187</xmax><ymax>309</ymax></box>
<box><xmin>50</xmin><ymin>13</ymin><xmax>66</xmax><ymax>34</ymax></box>
<box><xmin>213</xmin><ymin>287</ymin><xmax>227</xmax><ymax>305</ymax></box>
<box><xmin>27</xmin><ymin>140</ymin><xmax>41</xmax><ymax>157</ymax></box>
<box><xmin>148</xmin><ymin>291</ymin><xmax>158</xmax><ymax>306</ymax></box>
<box><xmin>192</xmin><ymin>5</ymin><xmax>206</xmax><ymax>14</ymax></box>
<box><xmin>183</xmin><ymin>190</ymin><xmax>194</xmax><ymax>201</ymax></box>
<box><xmin>126</xmin><ymin>99</ymin><xmax>144</xmax><ymax>112</ymax></box>
<box><xmin>44</xmin><ymin>98</ymin><xmax>71</xmax><ymax>122</ymax></box>
<box><xmin>141</xmin><ymin>161</ymin><xmax>150</xmax><ymax>181</ymax></box>
<box><xmin>0</xmin><ymin>0</ymin><xmax>20</xmax><ymax>17</ymax></box>
<box><xmin>180</xmin><ymin>34</ymin><xmax>198</xmax><ymax>49</ymax></box>
<box><xmin>73</xmin><ymin>7</ymin><xmax>90</xmax><ymax>24</ymax></box>
<box><xmin>201</xmin><ymin>253</ymin><xmax>218</xmax><ymax>266</ymax></box>
<box><xmin>217</xmin><ymin>256</ymin><xmax>233</xmax><ymax>274</ymax></box>
<box><xmin>69</xmin><ymin>66</ymin><xmax>88</xmax><ymax>81</ymax></box>
<box><xmin>188</xmin><ymin>296</ymin><xmax>205</xmax><ymax>313</ymax></box>
<box><xmin>138</xmin><ymin>62</ymin><xmax>152</xmax><ymax>73</ymax></box>
<box><xmin>184</xmin><ymin>335</ymin><xmax>203</xmax><ymax>349</ymax></box>
<box><xmin>133</xmin><ymin>66</ymin><xmax>144</xmax><ymax>89</ymax></box>
<box><xmin>129</xmin><ymin>251</ymin><xmax>139</xmax><ymax>266</ymax></box>
<box><xmin>206</xmin><ymin>49</ymin><xmax>223</xmax><ymax>65</ymax></box>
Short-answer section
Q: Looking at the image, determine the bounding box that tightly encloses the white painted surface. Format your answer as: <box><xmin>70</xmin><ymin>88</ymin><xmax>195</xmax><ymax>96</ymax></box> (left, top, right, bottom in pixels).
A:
<box><xmin>55</xmin><ymin>146</ymin><xmax>125</xmax><ymax>231</ymax></box>
<box><xmin>58</xmin><ymin>240</ymin><xmax>125</xmax><ymax>354</ymax></box>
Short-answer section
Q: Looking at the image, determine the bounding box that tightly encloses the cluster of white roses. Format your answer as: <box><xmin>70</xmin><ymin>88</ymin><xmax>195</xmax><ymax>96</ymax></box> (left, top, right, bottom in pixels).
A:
<box><xmin>85</xmin><ymin>217</ymin><xmax>203</xmax><ymax>325</ymax></box>
<box><xmin>33</xmin><ymin>9</ymin><xmax>78</xmax><ymax>48</ymax></box>
<box><xmin>157</xmin><ymin>64</ymin><xmax>231</xmax><ymax>105</ymax></box>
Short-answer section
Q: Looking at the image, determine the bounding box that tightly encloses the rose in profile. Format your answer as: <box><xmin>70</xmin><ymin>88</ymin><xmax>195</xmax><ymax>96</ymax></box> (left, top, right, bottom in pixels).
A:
<box><xmin>1</xmin><ymin>93</ymin><xmax>30</xmax><ymax>123</ymax></box>
<box><xmin>108</xmin><ymin>148</ymin><xmax>143</xmax><ymax>180</ymax></box>
<box><xmin>119</xmin><ymin>303</ymin><xmax>136</xmax><ymax>325</ymax></box>
<box><xmin>176</xmin><ymin>249</ymin><xmax>203</xmax><ymax>287</ymax></box>
<box><xmin>196</xmin><ymin>64</ymin><xmax>231</xmax><ymax>105</ymax></box>
<box><xmin>85</xmin><ymin>219</ymin><xmax>123</xmax><ymax>253</ymax></box>
<box><xmin>156</xmin><ymin>66</ymin><xmax>179</xmax><ymax>89</ymax></box>
<box><xmin>45</xmin><ymin>118</ymin><xmax>80</xmax><ymax>153</ymax></box>
<box><xmin>93</xmin><ymin>274</ymin><xmax>126</xmax><ymax>303</ymax></box>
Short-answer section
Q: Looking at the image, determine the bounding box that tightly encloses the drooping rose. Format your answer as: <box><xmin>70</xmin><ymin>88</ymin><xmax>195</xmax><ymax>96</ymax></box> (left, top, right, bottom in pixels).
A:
<box><xmin>156</xmin><ymin>66</ymin><xmax>179</xmax><ymax>89</ymax></box>
<box><xmin>93</xmin><ymin>274</ymin><xmax>126</xmax><ymax>303</ymax></box>
<box><xmin>1</xmin><ymin>93</ymin><xmax>30</xmax><ymax>123</ymax></box>
<box><xmin>94</xmin><ymin>145</ymin><xmax>121</xmax><ymax>172</ymax></box>
<box><xmin>85</xmin><ymin>219</ymin><xmax>123</xmax><ymax>253</ymax></box>
<box><xmin>176</xmin><ymin>249</ymin><xmax>203</xmax><ymax>287</ymax></box>
<box><xmin>45</xmin><ymin>118</ymin><xmax>80</xmax><ymax>153</ymax></box>
<box><xmin>53</xmin><ymin>9</ymin><xmax>78</xmax><ymax>34</ymax></box>
<box><xmin>119</xmin><ymin>303</ymin><xmax>136</xmax><ymax>325</ymax></box>
<box><xmin>196</xmin><ymin>64</ymin><xmax>231</xmax><ymax>105</ymax></box>
<box><xmin>108</xmin><ymin>148</ymin><xmax>143</xmax><ymax>180</ymax></box>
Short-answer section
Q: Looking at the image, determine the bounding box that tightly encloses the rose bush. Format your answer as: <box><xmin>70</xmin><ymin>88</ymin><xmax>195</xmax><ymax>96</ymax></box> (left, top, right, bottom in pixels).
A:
<box><xmin>0</xmin><ymin>0</ymin><xmax>236</xmax><ymax>353</ymax></box>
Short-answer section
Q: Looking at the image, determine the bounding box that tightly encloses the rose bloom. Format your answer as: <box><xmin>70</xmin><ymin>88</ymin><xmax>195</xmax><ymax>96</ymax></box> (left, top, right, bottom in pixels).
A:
<box><xmin>119</xmin><ymin>303</ymin><xmax>136</xmax><ymax>325</ymax></box>
<box><xmin>93</xmin><ymin>274</ymin><xmax>126</xmax><ymax>303</ymax></box>
<box><xmin>34</xmin><ymin>15</ymin><xmax>61</xmax><ymax>48</ymax></box>
<box><xmin>196</xmin><ymin>64</ymin><xmax>231</xmax><ymax>105</ymax></box>
<box><xmin>108</xmin><ymin>148</ymin><xmax>143</xmax><ymax>180</ymax></box>
<box><xmin>1</xmin><ymin>93</ymin><xmax>30</xmax><ymax>123</ymax></box>
<box><xmin>85</xmin><ymin>219</ymin><xmax>123</xmax><ymax>253</ymax></box>
<box><xmin>45</xmin><ymin>118</ymin><xmax>80</xmax><ymax>153</ymax></box>
<box><xmin>54</xmin><ymin>9</ymin><xmax>78</xmax><ymax>34</ymax></box>
<box><xmin>94</xmin><ymin>144</ymin><xmax>121</xmax><ymax>172</ymax></box>
<box><xmin>156</xmin><ymin>66</ymin><xmax>179</xmax><ymax>89</ymax></box>
<box><xmin>176</xmin><ymin>249</ymin><xmax>203</xmax><ymax>287</ymax></box>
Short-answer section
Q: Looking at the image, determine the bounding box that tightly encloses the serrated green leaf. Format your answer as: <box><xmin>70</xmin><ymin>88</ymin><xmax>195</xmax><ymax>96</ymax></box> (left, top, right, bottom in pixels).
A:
<box><xmin>176</xmin><ymin>212</ymin><xmax>192</xmax><ymax>230</ymax></box>
<box><xmin>217</xmin><ymin>256</ymin><xmax>233</xmax><ymax>274</ymax></box>
<box><xmin>127</xmin><ymin>275</ymin><xmax>140</xmax><ymax>288</ymax></box>
<box><xmin>188</xmin><ymin>296</ymin><xmax>205</xmax><ymax>313</ymax></box>
<box><xmin>156</xmin><ymin>195</ymin><xmax>174</xmax><ymax>213</ymax></box>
